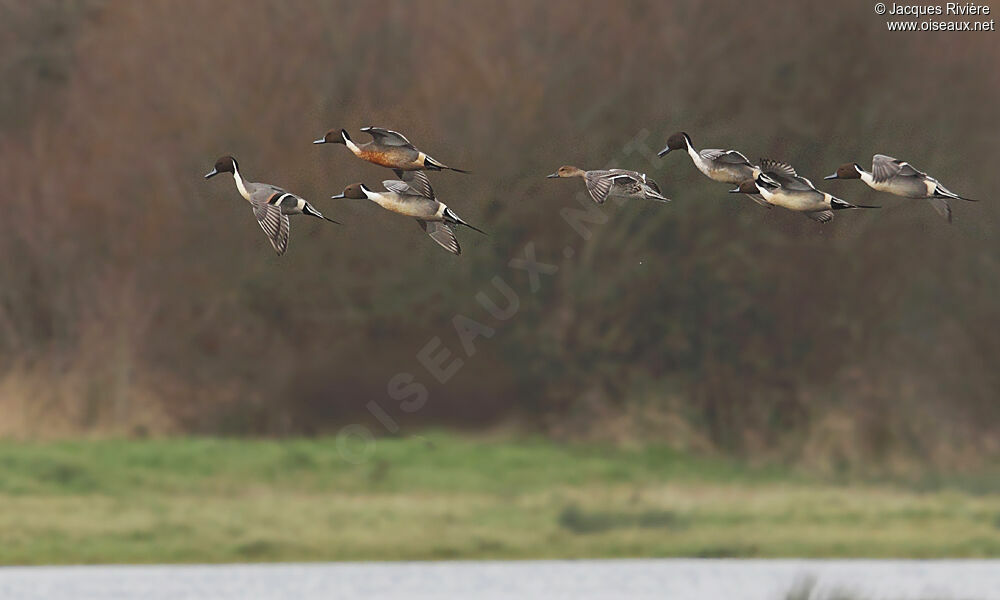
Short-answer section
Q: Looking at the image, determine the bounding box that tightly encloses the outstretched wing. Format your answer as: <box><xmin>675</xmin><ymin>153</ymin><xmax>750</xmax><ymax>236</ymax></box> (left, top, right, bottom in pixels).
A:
<box><xmin>252</xmin><ymin>200</ymin><xmax>290</xmax><ymax>255</ymax></box>
<box><xmin>383</xmin><ymin>172</ymin><xmax>435</xmax><ymax>199</ymax></box>
<box><xmin>417</xmin><ymin>220</ymin><xmax>460</xmax><ymax>255</ymax></box>
<box><xmin>583</xmin><ymin>170</ymin><xmax>615</xmax><ymax>204</ymax></box>
<box><xmin>759</xmin><ymin>159</ymin><xmax>814</xmax><ymax>191</ymax></box>
<box><xmin>400</xmin><ymin>171</ymin><xmax>435</xmax><ymax>199</ymax></box>
<box><xmin>759</xmin><ymin>158</ymin><xmax>798</xmax><ymax>180</ymax></box>
<box><xmin>872</xmin><ymin>154</ymin><xmax>924</xmax><ymax>183</ymax></box>
<box><xmin>361</xmin><ymin>126</ymin><xmax>415</xmax><ymax>148</ymax></box>
<box><xmin>804</xmin><ymin>210</ymin><xmax>833</xmax><ymax>223</ymax></box>
<box><xmin>701</xmin><ymin>149</ymin><xmax>752</xmax><ymax>166</ymax></box>
<box><xmin>926</xmin><ymin>197</ymin><xmax>952</xmax><ymax>223</ymax></box>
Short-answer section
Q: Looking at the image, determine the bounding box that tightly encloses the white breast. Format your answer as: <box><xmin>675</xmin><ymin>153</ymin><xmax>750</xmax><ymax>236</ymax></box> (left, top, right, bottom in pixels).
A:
<box><xmin>369</xmin><ymin>192</ymin><xmax>433</xmax><ymax>218</ymax></box>
<box><xmin>687</xmin><ymin>146</ymin><xmax>713</xmax><ymax>178</ymax></box>
<box><xmin>759</xmin><ymin>187</ymin><xmax>823</xmax><ymax>211</ymax></box>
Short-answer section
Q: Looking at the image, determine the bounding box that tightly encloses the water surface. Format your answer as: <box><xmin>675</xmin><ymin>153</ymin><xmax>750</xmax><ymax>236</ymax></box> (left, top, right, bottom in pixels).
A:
<box><xmin>2</xmin><ymin>559</ymin><xmax>998</xmax><ymax>600</ymax></box>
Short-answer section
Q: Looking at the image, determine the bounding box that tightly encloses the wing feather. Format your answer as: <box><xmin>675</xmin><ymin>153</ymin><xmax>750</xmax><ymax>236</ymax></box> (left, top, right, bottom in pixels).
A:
<box><xmin>872</xmin><ymin>154</ymin><xmax>925</xmax><ymax>183</ymax></box>
<box><xmin>701</xmin><ymin>149</ymin><xmax>752</xmax><ymax>166</ymax></box>
<box><xmin>804</xmin><ymin>210</ymin><xmax>833</xmax><ymax>223</ymax></box>
<box><xmin>759</xmin><ymin>158</ymin><xmax>798</xmax><ymax>180</ymax></box>
<box><xmin>252</xmin><ymin>200</ymin><xmax>290</xmax><ymax>255</ymax></box>
<box><xmin>362</xmin><ymin>126</ymin><xmax>415</xmax><ymax>148</ymax></box>
<box><xmin>400</xmin><ymin>171</ymin><xmax>435</xmax><ymax>198</ymax></box>
<box><xmin>584</xmin><ymin>171</ymin><xmax>614</xmax><ymax>204</ymax></box>
<box><xmin>417</xmin><ymin>220</ymin><xmax>461</xmax><ymax>255</ymax></box>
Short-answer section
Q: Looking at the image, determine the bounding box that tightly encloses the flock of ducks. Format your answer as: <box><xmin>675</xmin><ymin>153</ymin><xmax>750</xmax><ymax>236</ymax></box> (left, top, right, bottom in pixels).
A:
<box><xmin>656</xmin><ymin>132</ymin><xmax>973</xmax><ymax>223</ymax></box>
<box><xmin>207</xmin><ymin>127</ymin><xmax>481</xmax><ymax>255</ymax></box>
<box><xmin>205</xmin><ymin>129</ymin><xmax>975</xmax><ymax>256</ymax></box>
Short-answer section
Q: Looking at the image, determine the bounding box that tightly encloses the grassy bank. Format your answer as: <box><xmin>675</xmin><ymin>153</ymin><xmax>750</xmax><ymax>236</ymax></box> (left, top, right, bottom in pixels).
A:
<box><xmin>1</xmin><ymin>433</ymin><xmax>999</xmax><ymax>564</ymax></box>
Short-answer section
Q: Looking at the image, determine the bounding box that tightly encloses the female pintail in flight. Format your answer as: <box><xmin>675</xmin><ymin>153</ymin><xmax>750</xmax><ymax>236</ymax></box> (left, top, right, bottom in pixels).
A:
<box><xmin>314</xmin><ymin>127</ymin><xmax>470</xmax><ymax>178</ymax></box>
<box><xmin>731</xmin><ymin>159</ymin><xmax>879</xmax><ymax>223</ymax></box>
<box><xmin>330</xmin><ymin>171</ymin><xmax>484</xmax><ymax>255</ymax></box>
<box><xmin>546</xmin><ymin>166</ymin><xmax>669</xmax><ymax>204</ymax></box>
<box><xmin>824</xmin><ymin>155</ymin><xmax>974</xmax><ymax>223</ymax></box>
<box><xmin>658</xmin><ymin>132</ymin><xmax>758</xmax><ymax>185</ymax></box>
<box><xmin>204</xmin><ymin>155</ymin><xmax>338</xmax><ymax>256</ymax></box>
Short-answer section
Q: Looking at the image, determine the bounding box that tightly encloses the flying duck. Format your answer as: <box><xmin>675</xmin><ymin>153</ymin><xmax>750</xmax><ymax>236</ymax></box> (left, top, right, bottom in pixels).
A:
<box><xmin>330</xmin><ymin>171</ymin><xmax>483</xmax><ymax>255</ymax></box>
<box><xmin>546</xmin><ymin>166</ymin><xmax>669</xmax><ymax>204</ymax></box>
<box><xmin>657</xmin><ymin>132</ymin><xmax>758</xmax><ymax>185</ymax></box>
<box><xmin>732</xmin><ymin>159</ymin><xmax>879</xmax><ymax>223</ymax></box>
<box><xmin>824</xmin><ymin>154</ymin><xmax>974</xmax><ymax>223</ymax></box>
<box><xmin>314</xmin><ymin>127</ymin><xmax>469</xmax><ymax>178</ymax></box>
<box><xmin>204</xmin><ymin>155</ymin><xmax>338</xmax><ymax>256</ymax></box>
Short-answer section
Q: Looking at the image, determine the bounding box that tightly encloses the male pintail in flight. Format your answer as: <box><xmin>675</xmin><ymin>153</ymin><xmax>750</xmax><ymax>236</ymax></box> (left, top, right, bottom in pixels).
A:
<box><xmin>314</xmin><ymin>127</ymin><xmax>470</xmax><ymax>178</ymax></box>
<box><xmin>205</xmin><ymin>155</ymin><xmax>338</xmax><ymax>255</ymax></box>
<box><xmin>331</xmin><ymin>171</ymin><xmax>483</xmax><ymax>255</ymax></box>
<box><xmin>824</xmin><ymin>154</ymin><xmax>974</xmax><ymax>223</ymax></box>
<box><xmin>732</xmin><ymin>159</ymin><xmax>879</xmax><ymax>223</ymax></box>
<box><xmin>658</xmin><ymin>132</ymin><xmax>757</xmax><ymax>185</ymax></box>
<box><xmin>658</xmin><ymin>132</ymin><xmax>771</xmax><ymax>206</ymax></box>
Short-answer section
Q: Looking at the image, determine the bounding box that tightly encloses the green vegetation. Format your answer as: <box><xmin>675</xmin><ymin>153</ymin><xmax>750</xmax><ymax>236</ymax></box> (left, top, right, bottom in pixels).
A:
<box><xmin>1</xmin><ymin>433</ymin><xmax>999</xmax><ymax>565</ymax></box>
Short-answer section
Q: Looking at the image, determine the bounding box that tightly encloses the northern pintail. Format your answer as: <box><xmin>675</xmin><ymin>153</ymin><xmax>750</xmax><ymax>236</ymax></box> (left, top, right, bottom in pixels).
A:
<box><xmin>658</xmin><ymin>132</ymin><xmax>757</xmax><ymax>185</ymax></box>
<box><xmin>546</xmin><ymin>166</ymin><xmax>669</xmax><ymax>204</ymax></box>
<box><xmin>204</xmin><ymin>156</ymin><xmax>338</xmax><ymax>256</ymax></box>
<box><xmin>331</xmin><ymin>171</ymin><xmax>484</xmax><ymax>255</ymax></box>
<box><xmin>314</xmin><ymin>127</ymin><xmax>469</xmax><ymax>177</ymax></box>
<box><xmin>731</xmin><ymin>159</ymin><xmax>879</xmax><ymax>223</ymax></box>
<box><xmin>824</xmin><ymin>155</ymin><xmax>974</xmax><ymax>223</ymax></box>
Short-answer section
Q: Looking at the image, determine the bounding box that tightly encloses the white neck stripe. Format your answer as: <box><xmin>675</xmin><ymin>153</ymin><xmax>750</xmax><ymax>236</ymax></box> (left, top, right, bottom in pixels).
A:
<box><xmin>232</xmin><ymin>166</ymin><xmax>250</xmax><ymax>200</ymax></box>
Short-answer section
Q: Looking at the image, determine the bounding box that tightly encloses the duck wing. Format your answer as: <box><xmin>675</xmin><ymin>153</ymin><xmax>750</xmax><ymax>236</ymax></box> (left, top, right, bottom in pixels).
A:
<box><xmin>254</xmin><ymin>188</ymin><xmax>304</xmax><ymax>214</ymax></box>
<box><xmin>926</xmin><ymin>197</ymin><xmax>953</xmax><ymax>223</ymax></box>
<box><xmin>608</xmin><ymin>168</ymin><xmax>657</xmax><ymax>188</ymax></box>
<box><xmin>583</xmin><ymin>170</ymin><xmax>616</xmax><ymax>204</ymax></box>
<box><xmin>251</xmin><ymin>199</ymin><xmax>290</xmax><ymax>255</ymax></box>
<box><xmin>701</xmin><ymin>149</ymin><xmax>752</xmax><ymax>166</ymax></box>
<box><xmin>417</xmin><ymin>220</ymin><xmax>460</xmax><ymax>255</ymax></box>
<box><xmin>362</xmin><ymin>126</ymin><xmax>416</xmax><ymax>148</ymax></box>
<box><xmin>759</xmin><ymin>159</ymin><xmax>815</xmax><ymax>191</ymax></box>
<box><xmin>872</xmin><ymin>154</ymin><xmax>925</xmax><ymax>183</ymax></box>
<box><xmin>804</xmin><ymin>210</ymin><xmax>833</xmax><ymax>223</ymax></box>
<box><xmin>383</xmin><ymin>173</ymin><xmax>435</xmax><ymax>200</ymax></box>
<box><xmin>607</xmin><ymin>170</ymin><xmax>644</xmax><ymax>186</ymax></box>
<box><xmin>399</xmin><ymin>171</ymin><xmax>435</xmax><ymax>199</ymax></box>
<box><xmin>758</xmin><ymin>158</ymin><xmax>799</xmax><ymax>180</ymax></box>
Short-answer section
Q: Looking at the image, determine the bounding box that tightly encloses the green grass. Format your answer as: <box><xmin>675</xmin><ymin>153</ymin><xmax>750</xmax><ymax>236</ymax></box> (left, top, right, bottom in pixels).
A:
<box><xmin>0</xmin><ymin>432</ymin><xmax>999</xmax><ymax>564</ymax></box>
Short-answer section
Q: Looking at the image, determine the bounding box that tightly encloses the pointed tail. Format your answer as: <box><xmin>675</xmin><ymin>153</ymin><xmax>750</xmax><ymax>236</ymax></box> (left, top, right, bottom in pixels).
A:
<box><xmin>461</xmin><ymin>221</ymin><xmax>487</xmax><ymax>235</ymax></box>
<box><xmin>935</xmin><ymin>186</ymin><xmax>975</xmax><ymax>202</ymax></box>
<box><xmin>303</xmin><ymin>203</ymin><xmax>340</xmax><ymax>224</ymax></box>
<box><xmin>444</xmin><ymin>207</ymin><xmax>487</xmax><ymax>235</ymax></box>
<box><xmin>424</xmin><ymin>155</ymin><xmax>471</xmax><ymax>174</ymax></box>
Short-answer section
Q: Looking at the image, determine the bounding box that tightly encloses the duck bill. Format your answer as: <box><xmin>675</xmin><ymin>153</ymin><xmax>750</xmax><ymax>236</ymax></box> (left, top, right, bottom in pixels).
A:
<box><xmin>657</xmin><ymin>146</ymin><xmax>672</xmax><ymax>158</ymax></box>
<box><xmin>330</xmin><ymin>193</ymin><xmax>346</xmax><ymax>199</ymax></box>
<box><xmin>312</xmin><ymin>138</ymin><xmax>327</xmax><ymax>145</ymax></box>
<box><xmin>204</xmin><ymin>168</ymin><xmax>219</xmax><ymax>179</ymax></box>
<box><xmin>823</xmin><ymin>173</ymin><xmax>839</xmax><ymax>180</ymax></box>
<box><xmin>727</xmin><ymin>187</ymin><xmax>742</xmax><ymax>193</ymax></box>
<box><xmin>545</xmin><ymin>173</ymin><xmax>559</xmax><ymax>178</ymax></box>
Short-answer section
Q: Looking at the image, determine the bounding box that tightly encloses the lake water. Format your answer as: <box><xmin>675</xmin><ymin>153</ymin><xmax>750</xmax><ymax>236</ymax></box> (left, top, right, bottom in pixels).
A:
<box><xmin>1</xmin><ymin>559</ymin><xmax>998</xmax><ymax>600</ymax></box>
